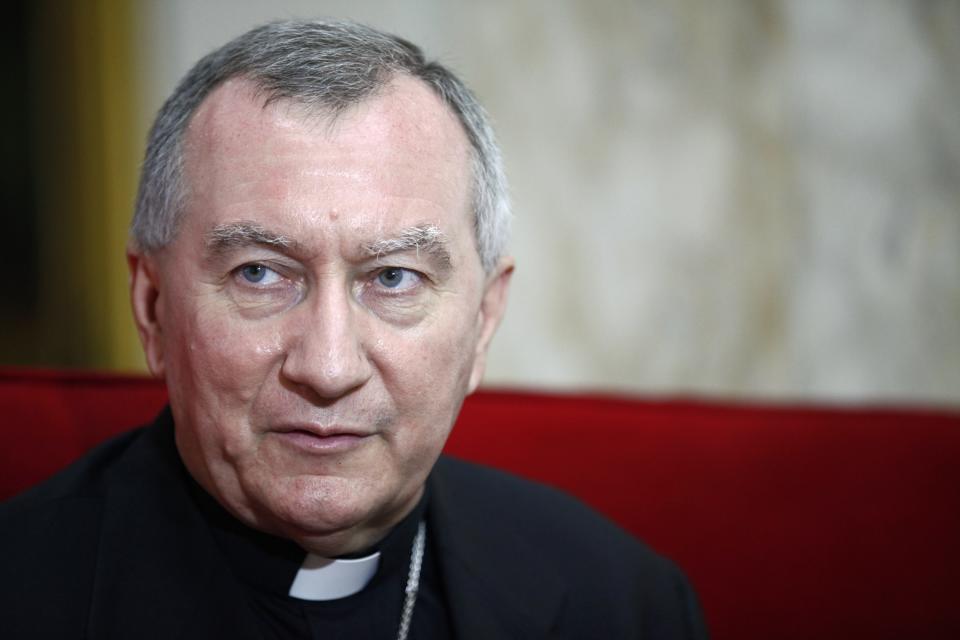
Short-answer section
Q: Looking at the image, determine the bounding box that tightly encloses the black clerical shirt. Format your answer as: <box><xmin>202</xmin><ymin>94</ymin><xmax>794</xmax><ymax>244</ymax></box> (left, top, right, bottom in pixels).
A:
<box><xmin>2</xmin><ymin>407</ymin><xmax>709</xmax><ymax>639</ymax></box>
<box><xmin>188</xmin><ymin>475</ymin><xmax>455</xmax><ymax>639</ymax></box>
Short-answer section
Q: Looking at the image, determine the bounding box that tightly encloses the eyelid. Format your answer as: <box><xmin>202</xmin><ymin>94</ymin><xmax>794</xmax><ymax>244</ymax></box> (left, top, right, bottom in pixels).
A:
<box><xmin>374</xmin><ymin>266</ymin><xmax>425</xmax><ymax>287</ymax></box>
<box><xmin>231</xmin><ymin>260</ymin><xmax>295</xmax><ymax>287</ymax></box>
<box><xmin>240</xmin><ymin>263</ymin><xmax>279</xmax><ymax>284</ymax></box>
<box><xmin>376</xmin><ymin>262</ymin><xmax>431</xmax><ymax>280</ymax></box>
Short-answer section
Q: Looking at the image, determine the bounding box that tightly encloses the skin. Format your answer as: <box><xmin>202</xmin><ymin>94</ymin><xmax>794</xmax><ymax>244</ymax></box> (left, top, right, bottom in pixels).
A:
<box><xmin>128</xmin><ymin>75</ymin><xmax>513</xmax><ymax>556</ymax></box>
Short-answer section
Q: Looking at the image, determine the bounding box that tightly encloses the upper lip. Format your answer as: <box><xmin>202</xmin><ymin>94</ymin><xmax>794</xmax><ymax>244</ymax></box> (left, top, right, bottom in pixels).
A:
<box><xmin>270</xmin><ymin>423</ymin><xmax>372</xmax><ymax>438</ymax></box>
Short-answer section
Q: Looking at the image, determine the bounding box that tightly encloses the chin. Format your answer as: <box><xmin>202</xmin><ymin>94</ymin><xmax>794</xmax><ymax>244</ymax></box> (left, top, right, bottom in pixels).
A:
<box><xmin>250</xmin><ymin>474</ymin><xmax>392</xmax><ymax>539</ymax></box>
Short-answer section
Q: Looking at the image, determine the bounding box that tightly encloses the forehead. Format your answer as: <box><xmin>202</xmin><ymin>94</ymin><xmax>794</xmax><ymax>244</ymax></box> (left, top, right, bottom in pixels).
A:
<box><xmin>179</xmin><ymin>75</ymin><xmax>474</xmax><ymax>248</ymax></box>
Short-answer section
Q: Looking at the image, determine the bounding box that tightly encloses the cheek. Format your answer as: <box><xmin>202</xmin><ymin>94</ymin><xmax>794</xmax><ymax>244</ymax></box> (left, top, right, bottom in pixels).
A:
<box><xmin>374</xmin><ymin>308</ymin><xmax>480</xmax><ymax>437</ymax></box>
<box><xmin>163</xmin><ymin>295</ymin><xmax>285</xmax><ymax>419</ymax></box>
<box><xmin>392</xmin><ymin>313</ymin><xmax>476</xmax><ymax>383</ymax></box>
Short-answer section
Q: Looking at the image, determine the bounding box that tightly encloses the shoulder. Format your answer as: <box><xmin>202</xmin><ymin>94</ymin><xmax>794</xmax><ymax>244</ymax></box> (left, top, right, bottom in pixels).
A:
<box><xmin>1</xmin><ymin>425</ymin><xmax>145</xmax><ymax>518</ymax></box>
<box><xmin>0</xmin><ymin>425</ymin><xmax>152</xmax><ymax>636</ymax></box>
<box><xmin>431</xmin><ymin>456</ymin><xmax>708</xmax><ymax>638</ymax></box>
<box><xmin>0</xmin><ymin>422</ymin><xmax>153</xmax><ymax>553</ymax></box>
<box><xmin>433</xmin><ymin>454</ymin><xmax>653</xmax><ymax>559</ymax></box>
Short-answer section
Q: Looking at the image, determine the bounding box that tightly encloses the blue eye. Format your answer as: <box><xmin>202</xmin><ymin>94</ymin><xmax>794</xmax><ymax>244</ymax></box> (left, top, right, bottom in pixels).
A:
<box><xmin>239</xmin><ymin>264</ymin><xmax>279</xmax><ymax>285</ymax></box>
<box><xmin>377</xmin><ymin>268</ymin><xmax>420</xmax><ymax>290</ymax></box>
<box><xmin>241</xmin><ymin>265</ymin><xmax>267</xmax><ymax>282</ymax></box>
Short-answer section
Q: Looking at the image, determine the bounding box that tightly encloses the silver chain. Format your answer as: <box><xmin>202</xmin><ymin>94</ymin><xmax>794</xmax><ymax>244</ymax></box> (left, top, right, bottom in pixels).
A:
<box><xmin>396</xmin><ymin>520</ymin><xmax>426</xmax><ymax>640</ymax></box>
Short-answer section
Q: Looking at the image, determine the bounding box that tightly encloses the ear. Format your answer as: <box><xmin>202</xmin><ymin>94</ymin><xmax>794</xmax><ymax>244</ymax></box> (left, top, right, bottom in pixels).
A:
<box><xmin>467</xmin><ymin>256</ymin><xmax>514</xmax><ymax>394</ymax></box>
<box><xmin>127</xmin><ymin>246</ymin><xmax>167</xmax><ymax>377</ymax></box>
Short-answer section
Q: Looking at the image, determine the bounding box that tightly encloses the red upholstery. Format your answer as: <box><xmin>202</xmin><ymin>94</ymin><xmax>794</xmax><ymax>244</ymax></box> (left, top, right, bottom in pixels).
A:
<box><xmin>2</xmin><ymin>368</ymin><xmax>958</xmax><ymax>639</ymax></box>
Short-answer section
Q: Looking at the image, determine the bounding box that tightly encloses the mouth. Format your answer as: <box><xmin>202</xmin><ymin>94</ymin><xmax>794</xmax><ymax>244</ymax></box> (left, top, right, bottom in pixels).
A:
<box><xmin>269</xmin><ymin>425</ymin><xmax>373</xmax><ymax>453</ymax></box>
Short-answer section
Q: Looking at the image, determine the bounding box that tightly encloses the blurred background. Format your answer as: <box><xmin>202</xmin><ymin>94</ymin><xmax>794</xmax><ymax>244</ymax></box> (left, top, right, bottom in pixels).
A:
<box><xmin>3</xmin><ymin>0</ymin><xmax>958</xmax><ymax>406</ymax></box>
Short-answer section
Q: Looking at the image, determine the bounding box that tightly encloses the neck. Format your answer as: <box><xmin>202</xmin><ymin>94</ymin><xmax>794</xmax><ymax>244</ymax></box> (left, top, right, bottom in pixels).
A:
<box><xmin>285</xmin><ymin>486</ymin><xmax>426</xmax><ymax>558</ymax></box>
<box><xmin>179</xmin><ymin>443</ymin><xmax>426</xmax><ymax>558</ymax></box>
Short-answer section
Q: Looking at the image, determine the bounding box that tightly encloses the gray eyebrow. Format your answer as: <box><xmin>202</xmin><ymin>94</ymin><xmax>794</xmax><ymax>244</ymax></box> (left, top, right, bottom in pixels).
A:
<box><xmin>363</xmin><ymin>225</ymin><xmax>452</xmax><ymax>273</ymax></box>
<box><xmin>204</xmin><ymin>220</ymin><xmax>452</xmax><ymax>273</ymax></box>
<box><xmin>204</xmin><ymin>222</ymin><xmax>297</xmax><ymax>255</ymax></box>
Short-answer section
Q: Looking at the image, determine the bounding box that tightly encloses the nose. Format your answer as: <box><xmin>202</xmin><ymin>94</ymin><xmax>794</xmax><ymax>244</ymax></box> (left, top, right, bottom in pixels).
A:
<box><xmin>280</xmin><ymin>282</ymin><xmax>373</xmax><ymax>401</ymax></box>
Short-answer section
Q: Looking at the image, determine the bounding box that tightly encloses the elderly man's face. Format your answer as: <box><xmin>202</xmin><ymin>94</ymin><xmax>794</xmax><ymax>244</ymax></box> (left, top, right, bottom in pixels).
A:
<box><xmin>129</xmin><ymin>76</ymin><xmax>511</xmax><ymax>554</ymax></box>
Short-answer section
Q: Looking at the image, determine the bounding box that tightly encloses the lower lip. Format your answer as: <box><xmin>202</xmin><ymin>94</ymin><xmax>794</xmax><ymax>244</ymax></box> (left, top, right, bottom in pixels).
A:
<box><xmin>272</xmin><ymin>430</ymin><xmax>370</xmax><ymax>453</ymax></box>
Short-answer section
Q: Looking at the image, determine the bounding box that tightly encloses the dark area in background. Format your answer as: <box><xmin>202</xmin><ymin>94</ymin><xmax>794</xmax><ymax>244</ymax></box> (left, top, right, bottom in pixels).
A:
<box><xmin>1</xmin><ymin>1</ymin><xmax>119</xmax><ymax>369</ymax></box>
<box><xmin>2</xmin><ymin>1</ymin><xmax>39</xmax><ymax>314</ymax></box>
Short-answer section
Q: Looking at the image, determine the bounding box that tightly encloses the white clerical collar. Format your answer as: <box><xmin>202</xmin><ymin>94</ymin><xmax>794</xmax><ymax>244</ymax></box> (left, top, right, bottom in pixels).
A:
<box><xmin>288</xmin><ymin>551</ymin><xmax>381</xmax><ymax>601</ymax></box>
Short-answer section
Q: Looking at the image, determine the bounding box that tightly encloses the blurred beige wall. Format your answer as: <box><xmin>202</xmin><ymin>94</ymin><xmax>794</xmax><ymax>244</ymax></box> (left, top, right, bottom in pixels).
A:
<box><xmin>134</xmin><ymin>0</ymin><xmax>960</xmax><ymax>405</ymax></box>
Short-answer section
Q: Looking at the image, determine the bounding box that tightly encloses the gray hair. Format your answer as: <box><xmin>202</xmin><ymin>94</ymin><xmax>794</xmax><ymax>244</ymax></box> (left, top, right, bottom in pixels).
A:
<box><xmin>130</xmin><ymin>19</ymin><xmax>510</xmax><ymax>272</ymax></box>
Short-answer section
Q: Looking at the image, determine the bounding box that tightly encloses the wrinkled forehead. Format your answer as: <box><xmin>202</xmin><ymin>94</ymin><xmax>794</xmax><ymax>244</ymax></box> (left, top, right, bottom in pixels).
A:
<box><xmin>181</xmin><ymin>74</ymin><xmax>474</xmax><ymax>194</ymax></box>
<box><xmin>175</xmin><ymin>75</ymin><xmax>478</xmax><ymax>254</ymax></box>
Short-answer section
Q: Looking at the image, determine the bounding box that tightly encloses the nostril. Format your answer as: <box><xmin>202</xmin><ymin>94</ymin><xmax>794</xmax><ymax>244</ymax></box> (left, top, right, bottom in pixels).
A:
<box><xmin>279</xmin><ymin>336</ymin><xmax>373</xmax><ymax>401</ymax></box>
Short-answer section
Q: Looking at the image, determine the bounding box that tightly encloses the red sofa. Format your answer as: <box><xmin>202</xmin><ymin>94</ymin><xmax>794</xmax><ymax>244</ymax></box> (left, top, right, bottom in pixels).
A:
<box><xmin>2</xmin><ymin>368</ymin><xmax>958</xmax><ymax>639</ymax></box>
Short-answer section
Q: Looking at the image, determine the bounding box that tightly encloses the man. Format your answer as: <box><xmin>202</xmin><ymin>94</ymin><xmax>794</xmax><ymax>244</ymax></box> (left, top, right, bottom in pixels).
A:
<box><xmin>1</xmin><ymin>20</ymin><xmax>706</xmax><ymax>639</ymax></box>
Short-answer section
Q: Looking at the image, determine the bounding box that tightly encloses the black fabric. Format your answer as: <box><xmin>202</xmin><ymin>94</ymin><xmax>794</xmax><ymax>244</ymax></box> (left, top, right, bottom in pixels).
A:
<box><xmin>0</xmin><ymin>407</ymin><xmax>708</xmax><ymax>639</ymax></box>
<box><xmin>193</xmin><ymin>473</ymin><xmax>453</xmax><ymax>640</ymax></box>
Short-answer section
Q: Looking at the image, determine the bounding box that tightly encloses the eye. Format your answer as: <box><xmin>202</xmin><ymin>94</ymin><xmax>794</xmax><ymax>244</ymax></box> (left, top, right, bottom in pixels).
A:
<box><xmin>238</xmin><ymin>263</ymin><xmax>281</xmax><ymax>285</ymax></box>
<box><xmin>376</xmin><ymin>267</ymin><xmax>421</xmax><ymax>290</ymax></box>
